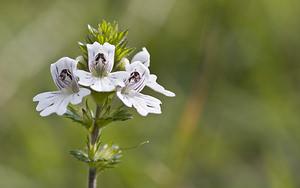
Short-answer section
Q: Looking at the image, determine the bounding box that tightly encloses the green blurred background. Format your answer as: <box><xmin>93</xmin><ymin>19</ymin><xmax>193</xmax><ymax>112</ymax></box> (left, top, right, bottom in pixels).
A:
<box><xmin>1</xmin><ymin>0</ymin><xmax>300</xmax><ymax>187</ymax></box>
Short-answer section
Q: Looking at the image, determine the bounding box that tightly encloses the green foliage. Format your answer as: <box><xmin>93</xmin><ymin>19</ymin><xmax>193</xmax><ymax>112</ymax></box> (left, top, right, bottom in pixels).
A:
<box><xmin>70</xmin><ymin>150</ymin><xmax>90</xmax><ymax>163</ymax></box>
<box><xmin>64</xmin><ymin>90</ymin><xmax>132</xmax><ymax>131</ymax></box>
<box><xmin>70</xmin><ymin>136</ymin><xmax>122</xmax><ymax>173</ymax></box>
<box><xmin>4</xmin><ymin>0</ymin><xmax>300</xmax><ymax>187</ymax></box>
<box><xmin>78</xmin><ymin>20</ymin><xmax>135</xmax><ymax>71</ymax></box>
<box><xmin>64</xmin><ymin>101</ymin><xmax>93</xmax><ymax>129</ymax></box>
<box><xmin>96</xmin><ymin>108</ymin><xmax>133</xmax><ymax>129</ymax></box>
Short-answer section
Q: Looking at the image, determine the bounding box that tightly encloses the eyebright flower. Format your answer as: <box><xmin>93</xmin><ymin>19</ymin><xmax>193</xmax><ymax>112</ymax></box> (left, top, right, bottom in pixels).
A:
<box><xmin>117</xmin><ymin>61</ymin><xmax>162</xmax><ymax>116</ymax></box>
<box><xmin>75</xmin><ymin>42</ymin><xmax>129</xmax><ymax>92</ymax></box>
<box><xmin>33</xmin><ymin>57</ymin><xmax>91</xmax><ymax>117</ymax></box>
<box><xmin>131</xmin><ymin>47</ymin><xmax>175</xmax><ymax>97</ymax></box>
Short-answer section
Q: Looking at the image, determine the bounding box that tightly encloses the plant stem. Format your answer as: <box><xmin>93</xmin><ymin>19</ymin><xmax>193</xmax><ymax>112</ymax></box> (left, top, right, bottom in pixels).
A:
<box><xmin>91</xmin><ymin>104</ymin><xmax>102</xmax><ymax>145</ymax></box>
<box><xmin>88</xmin><ymin>168</ymin><xmax>97</xmax><ymax>188</ymax></box>
<box><xmin>88</xmin><ymin>104</ymin><xmax>102</xmax><ymax>188</ymax></box>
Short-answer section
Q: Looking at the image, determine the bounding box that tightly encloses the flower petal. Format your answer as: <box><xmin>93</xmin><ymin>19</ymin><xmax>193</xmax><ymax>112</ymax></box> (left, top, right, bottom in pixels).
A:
<box><xmin>109</xmin><ymin>71</ymin><xmax>130</xmax><ymax>87</ymax></box>
<box><xmin>134</xmin><ymin>93</ymin><xmax>162</xmax><ymax>115</ymax></box>
<box><xmin>102</xmin><ymin>42</ymin><xmax>115</xmax><ymax>73</ymax></box>
<box><xmin>74</xmin><ymin>70</ymin><xmax>95</xmax><ymax>86</ymax></box>
<box><xmin>87</xmin><ymin>42</ymin><xmax>102</xmax><ymax>72</ymax></box>
<box><xmin>116</xmin><ymin>90</ymin><xmax>133</xmax><ymax>107</ymax></box>
<box><xmin>33</xmin><ymin>91</ymin><xmax>62</xmax><ymax>111</ymax></box>
<box><xmin>87</xmin><ymin>42</ymin><xmax>115</xmax><ymax>76</ymax></box>
<box><xmin>39</xmin><ymin>94</ymin><xmax>69</xmax><ymax>116</ymax></box>
<box><xmin>131</xmin><ymin>47</ymin><xmax>150</xmax><ymax>68</ymax></box>
<box><xmin>125</xmin><ymin>61</ymin><xmax>150</xmax><ymax>93</ymax></box>
<box><xmin>39</xmin><ymin>105</ymin><xmax>57</xmax><ymax>117</ymax></box>
<box><xmin>90</xmin><ymin>77</ymin><xmax>116</xmax><ymax>92</ymax></box>
<box><xmin>55</xmin><ymin>96</ymin><xmax>70</xmax><ymax>115</ymax></box>
<box><xmin>117</xmin><ymin>91</ymin><xmax>161</xmax><ymax>116</ymax></box>
<box><xmin>69</xmin><ymin>88</ymin><xmax>91</xmax><ymax>105</ymax></box>
<box><xmin>136</xmin><ymin>92</ymin><xmax>162</xmax><ymax>106</ymax></box>
<box><xmin>132</xmin><ymin>98</ymin><xmax>149</xmax><ymax>116</ymax></box>
<box><xmin>146</xmin><ymin>74</ymin><xmax>175</xmax><ymax>97</ymax></box>
<box><xmin>50</xmin><ymin>57</ymin><xmax>78</xmax><ymax>90</ymax></box>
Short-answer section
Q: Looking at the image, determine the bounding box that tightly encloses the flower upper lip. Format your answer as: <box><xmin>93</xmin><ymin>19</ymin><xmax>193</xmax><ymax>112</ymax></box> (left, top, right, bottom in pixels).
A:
<box><xmin>116</xmin><ymin>47</ymin><xmax>176</xmax><ymax>116</ymax></box>
<box><xmin>75</xmin><ymin>42</ymin><xmax>129</xmax><ymax>92</ymax></box>
<box><xmin>122</xmin><ymin>61</ymin><xmax>150</xmax><ymax>94</ymax></box>
<box><xmin>130</xmin><ymin>47</ymin><xmax>175</xmax><ymax>97</ymax></box>
<box><xmin>52</xmin><ymin>60</ymin><xmax>80</xmax><ymax>94</ymax></box>
<box><xmin>88</xmin><ymin>42</ymin><xmax>114</xmax><ymax>77</ymax></box>
<box><xmin>33</xmin><ymin>57</ymin><xmax>91</xmax><ymax>116</ymax></box>
<box><xmin>131</xmin><ymin>47</ymin><xmax>150</xmax><ymax>68</ymax></box>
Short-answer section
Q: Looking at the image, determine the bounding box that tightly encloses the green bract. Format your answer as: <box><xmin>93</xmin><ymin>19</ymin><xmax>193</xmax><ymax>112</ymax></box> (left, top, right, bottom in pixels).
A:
<box><xmin>77</xmin><ymin>20</ymin><xmax>135</xmax><ymax>72</ymax></box>
<box><xmin>70</xmin><ymin>136</ymin><xmax>122</xmax><ymax>172</ymax></box>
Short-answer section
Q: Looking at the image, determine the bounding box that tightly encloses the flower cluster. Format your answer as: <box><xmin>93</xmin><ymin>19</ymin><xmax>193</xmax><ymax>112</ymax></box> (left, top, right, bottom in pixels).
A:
<box><xmin>33</xmin><ymin>21</ymin><xmax>176</xmax><ymax>187</ymax></box>
<box><xmin>33</xmin><ymin>42</ymin><xmax>174</xmax><ymax>116</ymax></box>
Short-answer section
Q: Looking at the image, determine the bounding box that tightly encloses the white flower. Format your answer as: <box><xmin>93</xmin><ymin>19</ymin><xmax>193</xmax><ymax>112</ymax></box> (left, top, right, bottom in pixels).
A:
<box><xmin>131</xmin><ymin>47</ymin><xmax>175</xmax><ymax>97</ymax></box>
<box><xmin>33</xmin><ymin>57</ymin><xmax>91</xmax><ymax>117</ymax></box>
<box><xmin>117</xmin><ymin>61</ymin><xmax>162</xmax><ymax>116</ymax></box>
<box><xmin>75</xmin><ymin>42</ymin><xmax>129</xmax><ymax>92</ymax></box>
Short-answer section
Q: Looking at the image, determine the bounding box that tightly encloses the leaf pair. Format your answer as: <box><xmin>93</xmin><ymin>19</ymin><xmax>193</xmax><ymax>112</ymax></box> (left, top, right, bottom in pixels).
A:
<box><xmin>95</xmin><ymin>108</ymin><xmax>133</xmax><ymax>128</ymax></box>
<box><xmin>70</xmin><ymin>140</ymin><xmax>122</xmax><ymax>173</ymax></box>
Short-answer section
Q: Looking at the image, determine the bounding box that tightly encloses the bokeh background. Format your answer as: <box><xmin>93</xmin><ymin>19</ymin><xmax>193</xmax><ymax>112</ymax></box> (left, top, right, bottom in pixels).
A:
<box><xmin>1</xmin><ymin>0</ymin><xmax>300</xmax><ymax>187</ymax></box>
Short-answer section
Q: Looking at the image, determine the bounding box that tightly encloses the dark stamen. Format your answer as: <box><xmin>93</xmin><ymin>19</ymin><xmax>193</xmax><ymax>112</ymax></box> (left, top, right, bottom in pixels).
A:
<box><xmin>60</xmin><ymin>69</ymin><xmax>72</xmax><ymax>80</ymax></box>
<box><xmin>128</xmin><ymin>71</ymin><xmax>141</xmax><ymax>83</ymax></box>
<box><xmin>95</xmin><ymin>53</ymin><xmax>106</xmax><ymax>65</ymax></box>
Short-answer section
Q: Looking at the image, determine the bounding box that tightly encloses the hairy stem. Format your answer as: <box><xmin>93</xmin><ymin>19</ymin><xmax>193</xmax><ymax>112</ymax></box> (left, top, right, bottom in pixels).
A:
<box><xmin>88</xmin><ymin>104</ymin><xmax>102</xmax><ymax>188</ymax></box>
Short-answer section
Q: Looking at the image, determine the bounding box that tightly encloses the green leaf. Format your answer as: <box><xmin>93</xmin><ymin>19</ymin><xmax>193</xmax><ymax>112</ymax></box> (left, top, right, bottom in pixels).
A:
<box><xmin>64</xmin><ymin>104</ymin><xmax>93</xmax><ymax>129</ymax></box>
<box><xmin>111</xmin><ymin>109</ymin><xmax>133</xmax><ymax>120</ymax></box>
<box><xmin>97</xmin><ymin>34</ymin><xmax>105</xmax><ymax>44</ymax></box>
<box><xmin>100</xmin><ymin>20</ymin><xmax>107</xmax><ymax>33</ymax></box>
<box><xmin>71</xmin><ymin>139</ymin><xmax>122</xmax><ymax>172</ymax></box>
<box><xmin>119</xmin><ymin>48</ymin><xmax>135</xmax><ymax>59</ymax></box>
<box><xmin>88</xmin><ymin>24</ymin><xmax>98</xmax><ymax>35</ymax></box>
<box><xmin>78</xmin><ymin>42</ymin><xmax>87</xmax><ymax>53</ymax></box>
<box><xmin>102</xmin><ymin>105</ymin><xmax>111</xmax><ymax>117</ymax></box>
<box><xmin>64</xmin><ymin>106</ymin><xmax>85</xmax><ymax>125</ymax></box>
<box><xmin>115</xmin><ymin>30</ymin><xmax>128</xmax><ymax>46</ymax></box>
<box><xmin>82</xmin><ymin>101</ymin><xmax>93</xmax><ymax>127</ymax></box>
<box><xmin>70</xmin><ymin>150</ymin><xmax>90</xmax><ymax>163</ymax></box>
<box><xmin>95</xmin><ymin>108</ymin><xmax>132</xmax><ymax>128</ymax></box>
<box><xmin>112</xmin><ymin>21</ymin><xmax>118</xmax><ymax>32</ymax></box>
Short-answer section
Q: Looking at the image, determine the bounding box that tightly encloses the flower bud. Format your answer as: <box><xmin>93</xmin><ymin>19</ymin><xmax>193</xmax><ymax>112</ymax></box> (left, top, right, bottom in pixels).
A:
<box><xmin>76</xmin><ymin>55</ymin><xmax>84</xmax><ymax>63</ymax></box>
<box><xmin>118</xmin><ymin>57</ymin><xmax>130</xmax><ymax>71</ymax></box>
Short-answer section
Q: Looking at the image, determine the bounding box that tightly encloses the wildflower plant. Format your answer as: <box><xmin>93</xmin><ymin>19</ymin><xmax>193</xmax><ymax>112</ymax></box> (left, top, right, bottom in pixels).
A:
<box><xmin>33</xmin><ymin>20</ymin><xmax>175</xmax><ymax>188</ymax></box>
